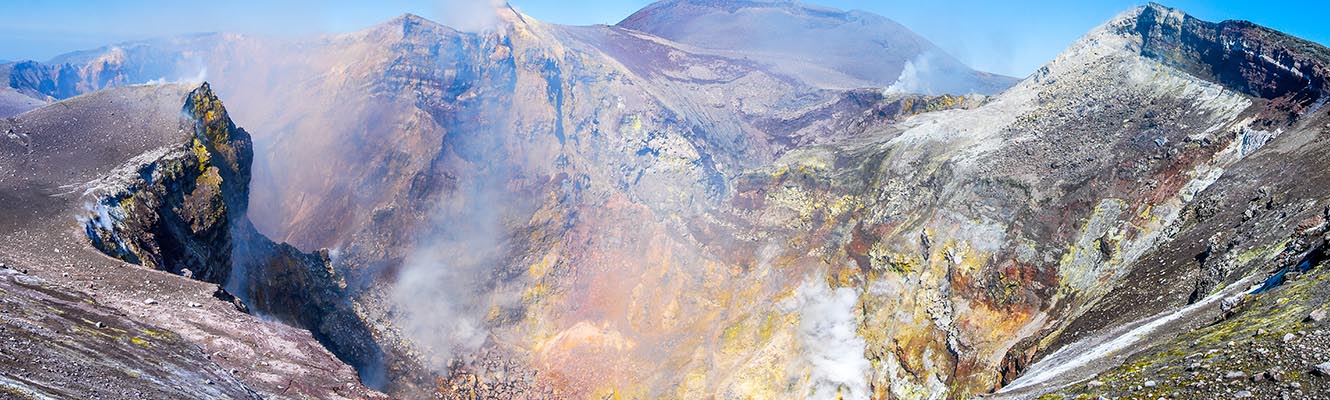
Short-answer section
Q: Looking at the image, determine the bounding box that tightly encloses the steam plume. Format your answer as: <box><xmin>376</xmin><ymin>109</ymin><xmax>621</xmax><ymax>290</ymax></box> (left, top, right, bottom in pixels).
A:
<box><xmin>439</xmin><ymin>0</ymin><xmax>508</xmax><ymax>32</ymax></box>
<box><xmin>790</xmin><ymin>276</ymin><xmax>871</xmax><ymax>400</ymax></box>
<box><xmin>390</xmin><ymin>172</ymin><xmax>502</xmax><ymax>371</ymax></box>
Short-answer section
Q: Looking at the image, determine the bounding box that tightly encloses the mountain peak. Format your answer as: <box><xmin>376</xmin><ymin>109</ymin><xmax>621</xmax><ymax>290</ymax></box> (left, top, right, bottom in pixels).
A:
<box><xmin>389</xmin><ymin>12</ymin><xmax>430</xmax><ymax>25</ymax></box>
<box><xmin>372</xmin><ymin>4</ymin><xmax>529</xmax><ymax>35</ymax></box>
<box><xmin>617</xmin><ymin>0</ymin><xmax>1015</xmax><ymax>94</ymax></box>
<box><xmin>1126</xmin><ymin>3</ymin><xmax>1329</xmax><ymax>104</ymax></box>
<box><xmin>1031</xmin><ymin>2</ymin><xmax>1330</xmax><ymax>125</ymax></box>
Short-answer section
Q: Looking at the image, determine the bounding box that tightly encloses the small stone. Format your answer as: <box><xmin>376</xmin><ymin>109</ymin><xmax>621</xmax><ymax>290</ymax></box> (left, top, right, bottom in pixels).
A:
<box><xmin>1225</xmin><ymin>371</ymin><xmax>1248</xmax><ymax>380</ymax></box>
<box><xmin>1145</xmin><ymin>380</ymin><xmax>1158</xmax><ymax>388</ymax></box>
<box><xmin>1284</xmin><ymin>333</ymin><xmax>1297</xmax><ymax>343</ymax></box>
<box><xmin>1314</xmin><ymin>361</ymin><xmax>1330</xmax><ymax>377</ymax></box>
<box><xmin>143</xmin><ymin>299</ymin><xmax>158</xmax><ymax>305</ymax></box>
<box><xmin>1234</xmin><ymin>390</ymin><xmax>1253</xmax><ymax>398</ymax></box>
<box><xmin>1087</xmin><ymin>380</ymin><xmax>1105</xmax><ymax>387</ymax></box>
<box><xmin>1310</xmin><ymin>309</ymin><xmax>1328</xmax><ymax>323</ymax></box>
<box><xmin>1187</xmin><ymin>362</ymin><xmax>1203</xmax><ymax>371</ymax></box>
<box><xmin>94</xmin><ymin>321</ymin><xmax>104</xmax><ymax>329</ymax></box>
<box><xmin>1290</xmin><ymin>382</ymin><xmax>1302</xmax><ymax>389</ymax></box>
<box><xmin>187</xmin><ymin>302</ymin><xmax>202</xmax><ymax>308</ymax></box>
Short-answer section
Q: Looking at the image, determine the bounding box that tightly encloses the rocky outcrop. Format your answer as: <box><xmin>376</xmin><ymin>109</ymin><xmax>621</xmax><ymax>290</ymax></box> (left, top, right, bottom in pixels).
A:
<box><xmin>1129</xmin><ymin>3</ymin><xmax>1329</xmax><ymax>120</ymax></box>
<box><xmin>82</xmin><ymin>83</ymin><xmax>251</xmax><ymax>283</ymax></box>
<box><xmin>0</xmin><ymin>82</ymin><xmax>385</xmax><ymax>398</ymax></box>
<box><xmin>994</xmin><ymin>4</ymin><xmax>1330</xmax><ymax>398</ymax></box>
<box><xmin>76</xmin><ymin>83</ymin><xmax>395</xmax><ymax>391</ymax></box>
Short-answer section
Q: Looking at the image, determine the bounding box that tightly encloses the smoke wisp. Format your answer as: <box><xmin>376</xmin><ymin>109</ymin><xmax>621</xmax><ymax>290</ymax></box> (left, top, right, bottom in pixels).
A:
<box><xmin>885</xmin><ymin>51</ymin><xmax>985</xmax><ymax>95</ymax></box>
<box><xmin>391</xmin><ymin>172</ymin><xmax>504</xmax><ymax>371</ymax></box>
<box><xmin>438</xmin><ymin>0</ymin><xmax>508</xmax><ymax>33</ymax></box>
<box><xmin>789</xmin><ymin>276</ymin><xmax>871</xmax><ymax>400</ymax></box>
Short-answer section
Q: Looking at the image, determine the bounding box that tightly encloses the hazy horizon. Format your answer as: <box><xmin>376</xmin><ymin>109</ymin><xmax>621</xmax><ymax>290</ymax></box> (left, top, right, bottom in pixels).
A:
<box><xmin>3</xmin><ymin>0</ymin><xmax>1329</xmax><ymax>79</ymax></box>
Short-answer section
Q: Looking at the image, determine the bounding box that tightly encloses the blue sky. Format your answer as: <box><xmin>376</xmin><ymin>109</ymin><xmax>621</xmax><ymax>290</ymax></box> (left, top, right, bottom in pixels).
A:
<box><xmin>1</xmin><ymin>1</ymin><xmax>1327</xmax><ymax>77</ymax></box>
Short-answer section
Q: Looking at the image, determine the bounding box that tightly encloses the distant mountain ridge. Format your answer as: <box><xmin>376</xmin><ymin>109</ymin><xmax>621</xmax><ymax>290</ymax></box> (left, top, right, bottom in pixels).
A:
<box><xmin>618</xmin><ymin>0</ymin><xmax>1018</xmax><ymax>93</ymax></box>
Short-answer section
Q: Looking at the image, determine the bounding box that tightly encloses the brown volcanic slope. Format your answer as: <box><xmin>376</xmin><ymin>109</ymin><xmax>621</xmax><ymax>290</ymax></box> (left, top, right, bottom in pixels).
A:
<box><xmin>617</xmin><ymin>0</ymin><xmax>1017</xmax><ymax>94</ymax></box>
<box><xmin>0</xmin><ymin>84</ymin><xmax>383</xmax><ymax>399</ymax></box>
<box><xmin>1</xmin><ymin>2</ymin><xmax>1330</xmax><ymax>400</ymax></box>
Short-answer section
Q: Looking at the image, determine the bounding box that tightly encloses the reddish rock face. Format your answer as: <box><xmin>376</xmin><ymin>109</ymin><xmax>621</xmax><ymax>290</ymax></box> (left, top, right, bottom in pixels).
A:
<box><xmin>3</xmin><ymin>2</ymin><xmax>1330</xmax><ymax>399</ymax></box>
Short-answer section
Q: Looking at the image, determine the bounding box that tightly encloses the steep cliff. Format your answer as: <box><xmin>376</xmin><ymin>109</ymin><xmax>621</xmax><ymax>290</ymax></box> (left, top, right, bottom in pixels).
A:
<box><xmin>0</xmin><ymin>83</ymin><xmax>384</xmax><ymax>398</ymax></box>
<box><xmin>2</xmin><ymin>2</ymin><xmax>1329</xmax><ymax>399</ymax></box>
<box><xmin>77</xmin><ymin>83</ymin><xmax>393</xmax><ymax>392</ymax></box>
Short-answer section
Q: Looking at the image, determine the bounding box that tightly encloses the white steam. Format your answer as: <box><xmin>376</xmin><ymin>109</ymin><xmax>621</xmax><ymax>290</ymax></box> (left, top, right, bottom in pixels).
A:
<box><xmin>788</xmin><ymin>276</ymin><xmax>872</xmax><ymax>400</ymax></box>
<box><xmin>885</xmin><ymin>51</ymin><xmax>981</xmax><ymax>96</ymax></box>
<box><xmin>143</xmin><ymin>67</ymin><xmax>207</xmax><ymax>85</ymax></box>
<box><xmin>886</xmin><ymin>52</ymin><xmax>939</xmax><ymax>95</ymax></box>
<box><xmin>390</xmin><ymin>173</ymin><xmax>503</xmax><ymax>371</ymax></box>
<box><xmin>439</xmin><ymin>0</ymin><xmax>507</xmax><ymax>32</ymax></box>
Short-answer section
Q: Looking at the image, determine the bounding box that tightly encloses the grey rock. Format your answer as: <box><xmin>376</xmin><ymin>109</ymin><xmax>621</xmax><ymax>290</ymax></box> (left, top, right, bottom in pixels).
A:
<box><xmin>1314</xmin><ymin>361</ymin><xmax>1330</xmax><ymax>377</ymax></box>
<box><xmin>1309</xmin><ymin>309</ymin><xmax>1328</xmax><ymax>323</ymax></box>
